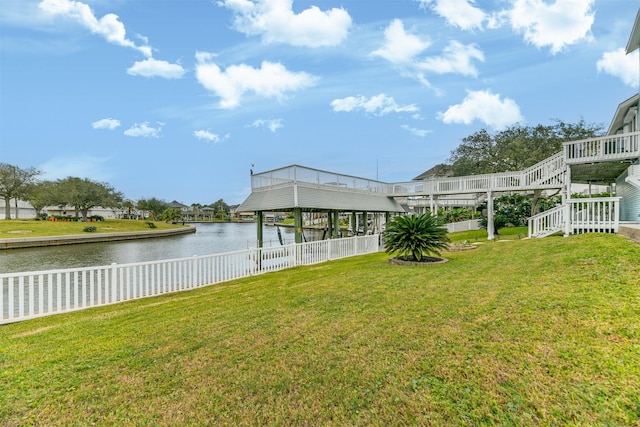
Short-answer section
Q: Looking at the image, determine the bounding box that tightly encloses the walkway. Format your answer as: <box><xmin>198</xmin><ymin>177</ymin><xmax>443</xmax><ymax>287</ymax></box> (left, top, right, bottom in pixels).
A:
<box><xmin>239</xmin><ymin>132</ymin><xmax>640</xmax><ymax>241</ymax></box>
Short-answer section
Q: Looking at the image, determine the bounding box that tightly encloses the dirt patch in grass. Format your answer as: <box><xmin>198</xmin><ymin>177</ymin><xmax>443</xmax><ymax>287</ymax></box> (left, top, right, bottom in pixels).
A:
<box><xmin>388</xmin><ymin>256</ymin><xmax>449</xmax><ymax>265</ymax></box>
<box><xmin>445</xmin><ymin>243</ymin><xmax>478</xmax><ymax>252</ymax></box>
<box><xmin>11</xmin><ymin>325</ymin><xmax>57</xmax><ymax>338</ymax></box>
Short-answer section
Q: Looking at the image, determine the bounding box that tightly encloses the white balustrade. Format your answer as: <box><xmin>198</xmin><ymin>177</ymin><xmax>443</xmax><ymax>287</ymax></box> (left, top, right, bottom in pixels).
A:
<box><xmin>528</xmin><ymin>205</ymin><xmax>565</xmax><ymax>238</ymax></box>
<box><xmin>0</xmin><ymin>234</ymin><xmax>379</xmax><ymax>324</ymax></box>
<box><xmin>569</xmin><ymin>197</ymin><xmax>620</xmax><ymax>234</ymax></box>
<box><xmin>529</xmin><ymin>197</ymin><xmax>621</xmax><ymax>237</ymax></box>
<box><xmin>564</xmin><ymin>132</ymin><xmax>640</xmax><ymax>164</ymax></box>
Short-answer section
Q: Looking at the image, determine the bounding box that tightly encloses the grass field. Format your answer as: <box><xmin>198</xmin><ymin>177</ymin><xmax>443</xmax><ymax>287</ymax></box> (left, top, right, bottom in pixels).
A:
<box><xmin>0</xmin><ymin>219</ymin><xmax>189</xmax><ymax>239</ymax></box>
<box><xmin>1</xmin><ymin>233</ymin><xmax>639</xmax><ymax>425</ymax></box>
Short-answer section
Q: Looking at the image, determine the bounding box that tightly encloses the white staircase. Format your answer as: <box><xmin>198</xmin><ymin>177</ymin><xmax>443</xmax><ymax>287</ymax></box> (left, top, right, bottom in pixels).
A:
<box><xmin>528</xmin><ymin>205</ymin><xmax>565</xmax><ymax>238</ymax></box>
<box><xmin>521</xmin><ymin>152</ymin><xmax>565</xmax><ymax>188</ymax></box>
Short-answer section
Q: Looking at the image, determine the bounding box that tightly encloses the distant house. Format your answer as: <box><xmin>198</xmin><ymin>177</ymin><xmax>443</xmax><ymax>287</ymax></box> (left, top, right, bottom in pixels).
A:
<box><xmin>412</xmin><ymin>163</ymin><xmax>453</xmax><ymax>181</ymax></box>
<box><xmin>167</xmin><ymin>201</ymin><xmax>190</xmax><ymax>212</ymax></box>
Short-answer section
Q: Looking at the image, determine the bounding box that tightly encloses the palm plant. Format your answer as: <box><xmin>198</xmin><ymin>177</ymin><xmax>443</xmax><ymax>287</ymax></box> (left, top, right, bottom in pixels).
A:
<box><xmin>383</xmin><ymin>213</ymin><xmax>450</xmax><ymax>261</ymax></box>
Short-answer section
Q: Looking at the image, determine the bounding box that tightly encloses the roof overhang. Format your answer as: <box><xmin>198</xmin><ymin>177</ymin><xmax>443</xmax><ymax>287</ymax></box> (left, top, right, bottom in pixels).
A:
<box><xmin>625</xmin><ymin>8</ymin><xmax>640</xmax><ymax>54</ymax></box>
<box><xmin>570</xmin><ymin>161</ymin><xmax>635</xmax><ymax>185</ymax></box>
<box><xmin>607</xmin><ymin>94</ymin><xmax>639</xmax><ymax>135</ymax></box>
<box><xmin>238</xmin><ymin>183</ymin><xmax>405</xmax><ymax>213</ymax></box>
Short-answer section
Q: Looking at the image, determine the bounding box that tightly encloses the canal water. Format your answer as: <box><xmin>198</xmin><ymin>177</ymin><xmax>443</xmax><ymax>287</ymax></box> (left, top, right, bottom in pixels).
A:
<box><xmin>0</xmin><ymin>223</ymin><xmax>323</xmax><ymax>274</ymax></box>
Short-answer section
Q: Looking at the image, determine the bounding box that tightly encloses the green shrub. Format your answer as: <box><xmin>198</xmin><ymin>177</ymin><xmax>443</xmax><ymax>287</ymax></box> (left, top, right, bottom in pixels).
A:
<box><xmin>383</xmin><ymin>213</ymin><xmax>450</xmax><ymax>261</ymax></box>
<box><xmin>83</xmin><ymin>226</ymin><xmax>97</xmax><ymax>232</ymax></box>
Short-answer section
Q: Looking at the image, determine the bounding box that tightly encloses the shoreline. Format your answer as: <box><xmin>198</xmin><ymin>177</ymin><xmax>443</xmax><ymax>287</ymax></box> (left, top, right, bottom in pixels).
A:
<box><xmin>0</xmin><ymin>225</ymin><xmax>196</xmax><ymax>250</ymax></box>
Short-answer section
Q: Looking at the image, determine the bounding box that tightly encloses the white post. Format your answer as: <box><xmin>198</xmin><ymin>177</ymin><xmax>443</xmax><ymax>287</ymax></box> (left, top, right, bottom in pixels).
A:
<box><xmin>487</xmin><ymin>191</ymin><xmax>495</xmax><ymax>240</ymax></box>
<box><xmin>564</xmin><ymin>166</ymin><xmax>572</xmax><ymax>237</ymax></box>
<box><xmin>0</xmin><ymin>277</ymin><xmax>4</xmax><ymax>321</ymax></box>
<box><xmin>111</xmin><ymin>263</ymin><xmax>118</xmax><ymax>303</ymax></box>
<box><xmin>8</xmin><ymin>277</ymin><xmax>14</xmax><ymax>320</ymax></box>
<box><xmin>18</xmin><ymin>276</ymin><xmax>24</xmax><ymax>319</ymax></box>
<box><xmin>192</xmin><ymin>255</ymin><xmax>198</xmax><ymax>288</ymax></box>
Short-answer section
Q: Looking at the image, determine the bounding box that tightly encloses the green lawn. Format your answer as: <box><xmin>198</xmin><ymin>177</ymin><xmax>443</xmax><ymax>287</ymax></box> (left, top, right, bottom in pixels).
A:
<box><xmin>1</xmin><ymin>233</ymin><xmax>639</xmax><ymax>425</ymax></box>
<box><xmin>0</xmin><ymin>219</ymin><xmax>189</xmax><ymax>238</ymax></box>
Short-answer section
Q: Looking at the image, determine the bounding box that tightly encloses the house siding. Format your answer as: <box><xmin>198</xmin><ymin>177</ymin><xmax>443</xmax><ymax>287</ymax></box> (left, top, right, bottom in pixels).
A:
<box><xmin>617</xmin><ymin>162</ymin><xmax>640</xmax><ymax>222</ymax></box>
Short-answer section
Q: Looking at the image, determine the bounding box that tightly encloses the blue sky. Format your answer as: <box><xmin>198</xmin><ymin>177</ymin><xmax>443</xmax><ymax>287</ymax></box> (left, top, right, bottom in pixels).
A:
<box><xmin>1</xmin><ymin>0</ymin><xmax>638</xmax><ymax>206</ymax></box>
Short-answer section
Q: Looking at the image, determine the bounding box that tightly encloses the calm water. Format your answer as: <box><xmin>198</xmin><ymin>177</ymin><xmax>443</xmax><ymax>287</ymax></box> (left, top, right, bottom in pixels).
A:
<box><xmin>0</xmin><ymin>223</ymin><xmax>322</xmax><ymax>274</ymax></box>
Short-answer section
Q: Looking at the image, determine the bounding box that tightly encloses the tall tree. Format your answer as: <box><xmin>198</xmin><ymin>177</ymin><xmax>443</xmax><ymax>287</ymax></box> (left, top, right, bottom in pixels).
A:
<box><xmin>448</xmin><ymin>120</ymin><xmax>603</xmax><ymax>176</ymax></box>
<box><xmin>447</xmin><ymin>120</ymin><xmax>603</xmax><ymax>215</ymax></box>
<box><xmin>24</xmin><ymin>180</ymin><xmax>56</xmax><ymax>219</ymax></box>
<box><xmin>211</xmin><ymin>198</ymin><xmax>229</xmax><ymax>219</ymax></box>
<box><xmin>50</xmin><ymin>177</ymin><xmax>123</xmax><ymax>221</ymax></box>
<box><xmin>137</xmin><ymin>197</ymin><xmax>167</xmax><ymax>220</ymax></box>
<box><xmin>0</xmin><ymin>163</ymin><xmax>41</xmax><ymax>220</ymax></box>
<box><xmin>161</xmin><ymin>208</ymin><xmax>184</xmax><ymax>223</ymax></box>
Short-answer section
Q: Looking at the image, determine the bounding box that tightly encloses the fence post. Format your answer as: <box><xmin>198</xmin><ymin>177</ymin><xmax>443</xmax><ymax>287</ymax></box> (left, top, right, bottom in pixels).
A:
<box><xmin>111</xmin><ymin>263</ymin><xmax>118</xmax><ymax>303</ymax></box>
<box><xmin>0</xmin><ymin>276</ymin><xmax>4</xmax><ymax>322</ymax></box>
<box><xmin>192</xmin><ymin>255</ymin><xmax>198</xmax><ymax>288</ymax></box>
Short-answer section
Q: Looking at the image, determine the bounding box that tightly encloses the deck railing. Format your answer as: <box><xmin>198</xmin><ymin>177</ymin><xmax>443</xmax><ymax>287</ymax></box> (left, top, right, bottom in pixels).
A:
<box><xmin>0</xmin><ymin>234</ymin><xmax>380</xmax><ymax>324</ymax></box>
<box><xmin>251</xmin><ymin>151</ymin><xmax>567</xmax><ymax>198</ymax></box>
<box><xmin>569</xmin><ymin>197</ymin><xmax>620</xmax><ymax>234</ymax></box>
<box><xmin>528</xmin><ymin>197</ymin><xmax>621</xmax><ymax>237</ymax></box>
<box><xmin>564</xmin><ymin>132</ymin><xmax>640</xmax><ymax>164</ymax></box>
<box><xmin>251</xmin><ymin>134</ymin><xmax>640</xmax><ymax>199</ymax></box>
<box><xmin>528</xmin><ymin>205</ymin><xmax>565</xmax><ymax>238</ymax></box>
<box><xmin>251</xmin><ymin>165</ymin><xmax>390</xmax><ymax>194</ymax></box>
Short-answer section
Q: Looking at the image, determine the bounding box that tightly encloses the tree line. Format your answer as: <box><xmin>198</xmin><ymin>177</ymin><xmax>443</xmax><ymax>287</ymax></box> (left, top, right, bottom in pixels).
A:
<box><xmin>2</xmin><ymin>119</ymin><xmax>601</xmax><ymax>223</ymax></box>
<box><xmin>0</xmin><ymin>164</ymin><xmax>232</xmax><ymax>222</ymax></box>
<box><xmin>430</xmin><ymin>119</ymin><xmax>603</xmax><ymax>218</ymax></box>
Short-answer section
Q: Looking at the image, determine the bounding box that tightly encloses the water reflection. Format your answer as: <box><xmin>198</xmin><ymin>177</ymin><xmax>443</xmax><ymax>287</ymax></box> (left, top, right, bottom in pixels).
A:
<box><xmin>0</xmin><ymin>223</ymin><xmax>321</xmax><ymax>274</ymax></box>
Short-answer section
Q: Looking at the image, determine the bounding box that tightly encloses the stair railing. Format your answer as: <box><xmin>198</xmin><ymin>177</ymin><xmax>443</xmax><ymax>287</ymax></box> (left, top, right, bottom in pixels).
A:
<box><xmin>528</xmin><ymin>205</ymin><xmax>565</xmax><ymax>238</ymax></box>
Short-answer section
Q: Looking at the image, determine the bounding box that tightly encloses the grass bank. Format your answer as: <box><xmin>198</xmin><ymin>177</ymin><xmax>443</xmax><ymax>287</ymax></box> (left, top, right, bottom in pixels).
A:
<box><xmin>1</xmin><ymin>233</ymin><xmax>639</xmax><ymax>425</ymax></box>
<box><xmin>0</xmin><ymin>219</ymin><xmax>188</xmax><ymax>239</ymax></box>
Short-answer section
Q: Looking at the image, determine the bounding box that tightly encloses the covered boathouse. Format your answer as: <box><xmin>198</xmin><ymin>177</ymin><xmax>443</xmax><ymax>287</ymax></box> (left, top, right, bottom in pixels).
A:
<box><xmin>238</xmin><ymin>9</ymin><xmax>640</xmax><ymax>246</ymax></box>
<box><xmin>237</xmin><ymin>165</ymin><xmax>406</xmax><ymax>247</ymax></box>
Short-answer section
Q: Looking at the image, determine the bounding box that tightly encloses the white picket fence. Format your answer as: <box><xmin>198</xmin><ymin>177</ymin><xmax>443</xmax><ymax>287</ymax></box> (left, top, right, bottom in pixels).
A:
<box><xmin>0</xmin><ymin>235</ymin><xmax>380</xmax><ymax>324</ymax></box>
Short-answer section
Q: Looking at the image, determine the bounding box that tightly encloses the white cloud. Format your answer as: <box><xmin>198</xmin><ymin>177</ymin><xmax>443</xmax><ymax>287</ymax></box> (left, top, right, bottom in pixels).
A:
<box><xmin>416</xmin><ymin>0</ymin><xmax>486</xmax><ymax>31</ymax></box>
<box><xmin>437</xmin><ymin>90</ymin><xmax>523</xmax><ymax>129</ymax></box>
<box><xmin>501</xmin><ymin>0</ymin><xmax>595</xmax><ymax>54</ymax></box>
<box><xmin>38</xmin><ymin>0</ymin><xmax>152</xmax><ymax>57</ymax></box>
<box><xmin>40</xmin><ymin>155</ymin><xmax>112</xmax><ymax>181</ymax></box>
<box><xmin>127</xmin><ymin>58</ymin><xmax>186</xmax><ymax>79</ymax></box>
<box><xmin>195</xmin><ymin>52</ymin><xmax>317</xmax><ymax>109</ymax></box>
<box><xmin>0</xmin><ymin>1</ymin><xmax>51</xmax><ymax>27</ymax></box>
<box><xmin>371</xmin><ymin>19</ymin><xmax>431</xmax><ymax>64</ymax></box>
<box><xmin>419</xmin><ymin>40</ymin><xmax>484</xmax><ymax>77</ymax></box>
<box><xmin>193</xmin><ymin>130</ymin><xmax>222</xmax><ymax>142</ymax></box>
<box><xmin>250</xmin><ymin>119</ymin><xmax>284</xmax><ymax>133</ymax></box>
<box><xmin>371</xmin><ymin>20</ymin><xmax>484</xmax><ymax>88</ymax></box>
<box><xmin>218</xmin><ymin>0</ymin><xmax>352</xmax><ymax>47</ymax></box>
<box><xmin>331</xmin><ymin>94</ymin><xmax>419</xmax><ymax>116</ymax></box>
<box><xmin>124</xmin><ymin>122</ymin><xmax>163</xmax><ymax>138</ymax></box>
<box><xmin>91</xmin><ymin>118</ymin><xmax>121</xmax><ymax>130</ymax></box>
<box><xmin>401</xmin><ymin>125</ymin><xmax>431</xmax><ymax>137</ymax></box>
<box><xmin>597</xmin><ymin>48</ymin><xmax>638</xmax><ymax>88</ymax></box>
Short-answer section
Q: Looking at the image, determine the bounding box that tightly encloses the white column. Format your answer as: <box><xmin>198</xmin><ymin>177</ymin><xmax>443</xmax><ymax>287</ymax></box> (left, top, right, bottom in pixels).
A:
<box><xmin>564</xmin><ymin>166</ymin><xmax>572</xmax><ymax>237</ymax></box>
<box><xmin>487</xmin><ymin>191</ymin><xmax>495</xmax><ymax>240</ymax></box>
